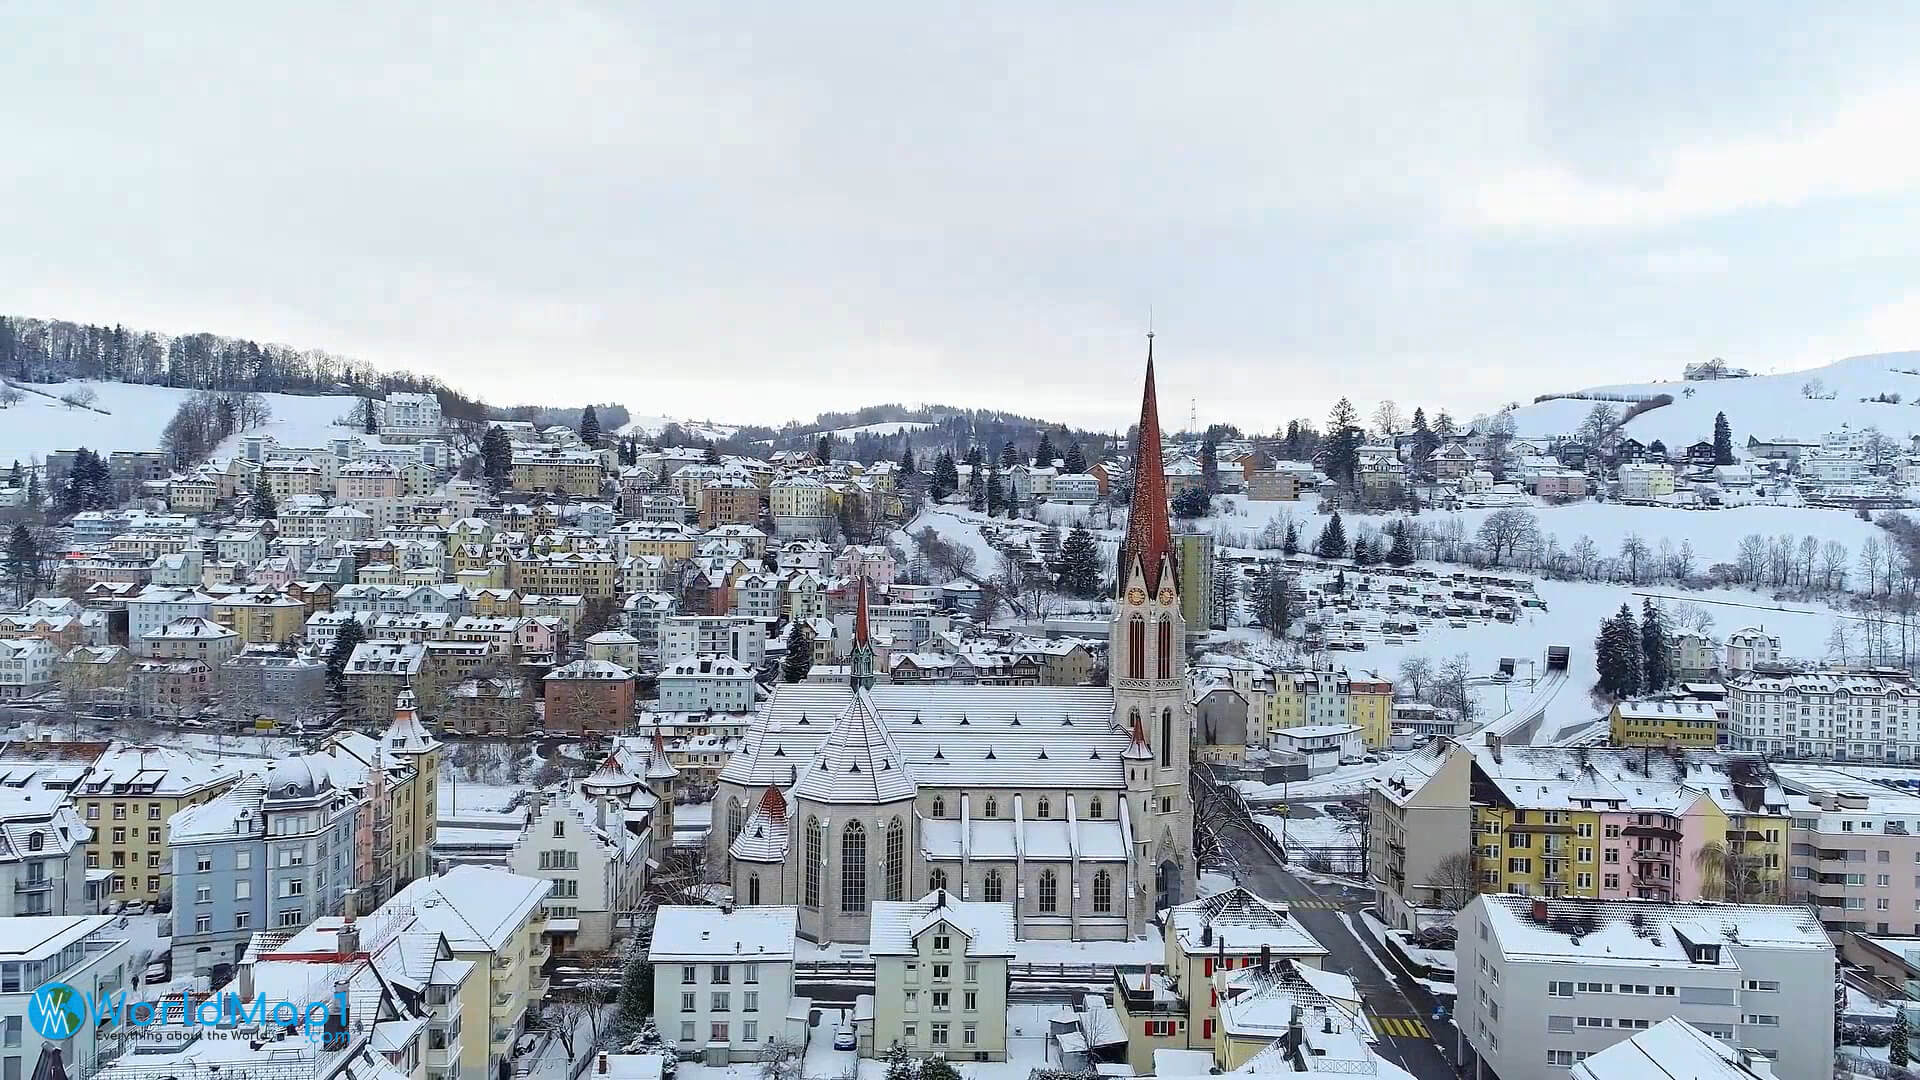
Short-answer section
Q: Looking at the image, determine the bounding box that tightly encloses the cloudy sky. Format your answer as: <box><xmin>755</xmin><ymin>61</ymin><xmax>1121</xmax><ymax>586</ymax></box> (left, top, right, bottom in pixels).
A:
<box><xmin>6</xmin><ymin>4</ymin><xmax>1920</xmax><ymax>433</ymax></box>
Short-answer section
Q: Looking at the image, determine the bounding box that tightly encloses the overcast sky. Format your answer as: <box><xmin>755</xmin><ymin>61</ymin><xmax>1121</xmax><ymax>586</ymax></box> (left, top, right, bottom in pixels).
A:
<box><xmin>6</xmin><ymin>4</ymin><xmax>1920</xmax><ymax>433</ymax></box>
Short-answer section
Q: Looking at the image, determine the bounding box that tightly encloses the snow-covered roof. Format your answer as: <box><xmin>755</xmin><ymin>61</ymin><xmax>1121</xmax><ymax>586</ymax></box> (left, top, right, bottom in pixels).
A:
<box><xmin>869</xmin><ymin>889</ymin><xmax>1014</xmax><ymax>958</ymax></box>
<box><xmin>1570</xmin><ymin>1018</ymin><xmax>1775</xmax><ymax>1080</ymax></box>
<box><xmin>648</xmin><ymin>905</ymin><xmax>797</xmax><ymax>962</ymax></box>
<box><xmin>729</xmin><ymin>786</ymin><xmax>790</xmax><ymax>863</ymax></box>
<box><xmin>392</xmin><ymin>866</ymin><xmax>552</xmax><ymax>952</ymax></box>
<box><xmin>1167</xmin><ymin>888</ymin><xmax>1326</xmax><ymax>959</ymax></box>
<box><xmin>788</xmin><ymin>688</ymin><xmax>918</xmax><ymax>805</ymax></box>
<box><xmin>1471</xmin><ymin>893</ymin><xmax>1830</xmax><ymax>966</ymax></box>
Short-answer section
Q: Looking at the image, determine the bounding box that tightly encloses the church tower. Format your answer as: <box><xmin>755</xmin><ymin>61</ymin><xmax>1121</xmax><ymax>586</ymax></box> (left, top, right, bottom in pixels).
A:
<box><xmin>1110</xmin><ymin>333</ymin><xmax>1195</xmax><ymax>914</ymax></box>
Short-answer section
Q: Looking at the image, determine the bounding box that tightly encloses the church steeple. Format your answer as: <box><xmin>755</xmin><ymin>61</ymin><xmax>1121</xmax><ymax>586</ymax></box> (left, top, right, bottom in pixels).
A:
<box><xmin>1121</xmin><ymin>333</ymin><xmax>1175</xmax><ymax>598</ymax></box>
<box><xmin>849</xmin><ymin>575</ymin><xmax>875</xmax><ymax>691</ymax></box>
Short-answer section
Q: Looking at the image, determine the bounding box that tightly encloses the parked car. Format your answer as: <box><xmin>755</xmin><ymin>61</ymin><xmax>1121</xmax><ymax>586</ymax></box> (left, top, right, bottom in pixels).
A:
<box><xmin>833</xmin><ymin>1026</ymin><xmax>857</xmax><ymax>1051</ymax></box>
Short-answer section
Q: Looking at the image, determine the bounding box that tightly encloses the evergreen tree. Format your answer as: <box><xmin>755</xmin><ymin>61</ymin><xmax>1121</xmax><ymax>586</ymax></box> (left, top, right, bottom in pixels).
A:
<box><xmin>1387</xmin><ymin>520</ymin><xmax>1415</xmax><ymax>566</ymax></box>
<box><xmin>930</xmin><ymin>451</ymin><xmax>960</xmax><ymax>501</ymax></box>
<box><xmin>362</xmin><ymin>397</ymin><xmax>379</xmax><ymax>434</ymax></box>
<box><xmin>1640</xmin><ymin>598</ymin><xmax>1671</xmax><ymax>692</ymax></box>
<box><xmin>984</xmin><ymin>462</ymin><xmax>1003</xmax><ymax>517</ymax></box>
<box><xmin>580</xmin><ymin>405</ymin><xmax>601</xmax><ymax>446</ymax></box>
<box><xmin>1210</xmin><ymin>553</ymin><xmax>1236</xmax><ymax>627</ymax></box>
<box><xmin>883</xmin><ymin>1043</ymin><xmax>919</xmax><ymax>1080</ymax></box>
<box><xmin>1352</xmin><ymin>535</ymin><xmax>1376</xmax><ymax>566</ymax></box>
<box><xmin>1171</xmin><ymin>487</ymin><xmax>1211</xmax><ymax>520</ymax></box>
<box><xmin>1200</xmin><ymin>433</ymin><xmax>1220</xmax><ymax>495</ymax></box>
<box><xmin>1034</xmin><ymin>431</ymin><xmax>1057</xmax><ymax>467</ymax></box>
<box><xmin>615</xmin><ymin>955</ymin><xmax>654</xmax><ymax>1035</ymax></box>
<box><xmin>1893</xmin><ymin>1010</ymin><xmax>1910</xmax><ymax>1069</ymax></box>
<box><xmin>1594</xmin><ymin>604</ymin><xmax>1644</xmax><ymax>698</ymax></box>
<box><xmin>481</xmin><ymin>426</ymin><xmax>512</xmax><ymax>493</ymax></box>
<box><xmin>24</xmin><ymin>470</ymin><xmax>40</xmax><ymax>509</ymax></box>
<box><xmin>1315</xmin><ymin>512</ymin><xmax>1348</xmax><ymax>560</ymax></box>
<box><xmin>1712</xmin><ymin>411</ymin><xmax>1734</xmax><ymax>466</ymax></box>
<box><xmin>1251</xmin><ymin>563</ymin><xmax>1293</xmax><ymax>639</ymax></box>
<box><xmin>1434</xmin><ymin>410</ymin><xmax>1457</xmax><ymax>437</ymax></box>
<box><xmin>783</xmin><ymin>622</ymin><xmax>814</xmax><ymax>683</ymax></box>
<box><xmin>1410</xmin><ymin>407</ymin><xmax>1437</xmax><ymax>466</ymax></box>
<box><xmin>999</xmin><ymin>441</ymin><xmax>1018</xmax><ymax>468</ymax></box>
<box><xmin>1063</xmin><ymin>442</ymin><xmax>1087</xmax><ymax>475</ymax></box>
<box><xmin>5</xmin><ymin>524</ymin><xmax>39</xmax><ymax>606</ymax></box>
<box><xmin>1059</xmin><ymin>527</ymin><xmax>1102</xmax><ymax>597</ymax></box>
<box><xmin>816</xmin><ymin>433</ymin><xmax>833</xmax><ymax>463</ymax></box>
<box><xmin>1332</xmin><ymin>569</ymin><xmax>1346</xmax><ymax>594</ymax></box>
<box><xmin>326</xmin><ymin>618</ymin><xmax>367</xmax><ymax>689</ymax></box>
<box><xmin>1282</xmin><ymin>521</ymin><xmax>1298</xmax><ymax>557</ymax></box>
<box><xmin>704</xmin><ymin>440</ymin><xmax>721</xmax><ymax>465</ymax></box>
<box><xmin>898</xmin><ymin>437</ymin><xmax>917</xmax><ymax>478</ymax></box>
<box><xmin>1325</xmin><ymin>398</ymin><xmax>1362</xmax><ymax>491</ymax></box>
<box><xmin>249</xmin><ymin>485</ymin><xmax>278</xmax><ymax>520</ymax></box>
<box><xmin>919</xmin><ymin>1055</ymin><xmax>959</xmax><ymax>1080</ymax></box>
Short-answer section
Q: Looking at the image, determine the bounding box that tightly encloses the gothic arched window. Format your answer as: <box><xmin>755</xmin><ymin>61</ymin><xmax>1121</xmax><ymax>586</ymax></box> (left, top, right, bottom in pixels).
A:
<box><xmin>1156</xmin><ymin>616</ymin><xmax>1172</xmax><ymax>680</ymax></box>
<box><xmin>841</xmin><ymin>820</ymin><xmax>867</xmax><ymax>913</ymax></box>
<box><xmin>983</xmin><ymin>869</ymin><xmax>1003</xmax><ymax>903</ymax></box>
<box><xmin>803</xmin><ymin>818</ymin><xmax>822</xmax><ymax>908</ymax></box>
<box><xmin>930</xmin><ymin>868</ymin><xmax>948</xmax><ymax>893</ymax></box>
<box><xmin>748</xmin><ymin>873</ymin><xmax>760</xmax><ymax>906</ymax></box>
<box><xmin>1161</xmin><ymin>709</ymin><xmax>1173</xmax><ymax>768</ymax></box>
<box><xmin>1093</xmin><ymin>870</ymin><xmax>1113</xmax><ymax>913</ymax></box>
<box><xmin>930</xmin><ymin>795</ymin><xmax>945</xmax><ymax>819</ymax></box>
<box><xmin>1036</xmin><ymin>796</ymin><xmax>1051</xmax><ymax>819</ymax></box>
<box><xmin>1088</xmin><ymin>798</ymin><xmax>1103</xmax><ymax>820</ymax></box>
<box><xmin>1127</xmin><ymin>616</ymin><xmax>1145</xmax><ymax>680</ymax></box>
<box><xmin>885</xmin><ymin>818</ymin><xmax>905</xmax><ymax>902</ymax></box>
<box><xmin>1038</xmin><ymin>869</ymin><xmax>1058</xmax><ymax>913</ymax></box>
<box><xmin>984</xmin><ymin>796</ymin><xmax>998</xmax><ymax>819</ymax></box>
<box><xmin>727</xmin><ymin>798</ymin><xmax>744</xmax><ymax>843</ymax></box>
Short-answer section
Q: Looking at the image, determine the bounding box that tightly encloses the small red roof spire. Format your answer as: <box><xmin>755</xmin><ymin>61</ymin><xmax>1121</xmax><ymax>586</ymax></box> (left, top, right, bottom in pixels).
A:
<box><xmin>1121</xmin><ymin>333</ymin><xmax>1175</xmax><ymax>597</ymax></box>
<box><xmin>854</xmin><ymin>574</ymin><xmax>870</xmax><ymax>645</ymax></box>
<box><xmin>758</xmin><ymin>785</ymin><xmax>787</xmax><ymax>822</ymax></box>
<box><xmin>1125</xmin><ymin>711</ymin><xmax>1153</xmax><ymax>759</ymax></box>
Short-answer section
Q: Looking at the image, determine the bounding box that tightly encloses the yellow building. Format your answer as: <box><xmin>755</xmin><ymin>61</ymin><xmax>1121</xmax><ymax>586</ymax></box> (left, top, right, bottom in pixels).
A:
<box><xmin>321</xmin><ymin>693</ymin><xmax>442</xmax><ymax>903</ymax></box>
<box><xmin>74</xmin><ymin>745</ymin><xmax>243</xmax><ymax>904</ymax></box>
<box><xmin>209</xmin><ymin>595</ymin><xmax>307</xmax><ymax>645</ymax></box>
<box><xmin>167</xmin><ymin>477</ymin><xmax>219</xmax><ymax>512</ymax></box>
<box><xmin>1346</xmin><ymin>672</ymin><xmax>1393</xmax><ymax>749</ymax></box>
<box><xmin>509</xmin><ymin>447</ymin><xmax>602</xmax><ymax>496</ymax></box>
<box><xmin>507</xmin><ymin>552</ymin><xmax>616</xmax><ymax>599</ymax></box>
<box><xmin>1609</xmin><ymin>699</ymin><xmax>1721</xmax><ymax>747</ymax></box>
<box><xmin>613</xmin><ymin>523</ymin><xmax>700</xmax><ymax>564</ymax></box>
<box><xmin>1111</xmin><ymin>888</ymin><xmax>1326</xmax><ymax>1072</ymax></box>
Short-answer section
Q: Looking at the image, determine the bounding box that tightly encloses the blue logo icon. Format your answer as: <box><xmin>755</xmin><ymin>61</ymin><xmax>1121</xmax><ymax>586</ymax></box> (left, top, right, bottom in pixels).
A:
<box><xmin>28</xmin><ymin>981</ymin><xmax>89</xmax><ymax>1040</ymax></box>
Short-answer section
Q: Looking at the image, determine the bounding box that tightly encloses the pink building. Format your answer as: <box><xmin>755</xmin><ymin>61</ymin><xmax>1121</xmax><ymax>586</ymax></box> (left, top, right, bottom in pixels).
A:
<box><xmin>832</xmin><ymin>544</ymin><xmax>896</xmax><ymax>588</ymax></box>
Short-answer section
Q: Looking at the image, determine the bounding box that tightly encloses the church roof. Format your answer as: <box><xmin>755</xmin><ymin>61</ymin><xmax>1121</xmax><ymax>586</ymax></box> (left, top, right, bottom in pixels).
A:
<box><xmin>1120</xmin><ymin>335</ymin><xmax>1175</xmax><ymax>596</ymax></box>
<box><xmin>645</xmin><ymin>729</ymin><xmax>680</xmax><ymax>781</ymax></box>
<box><xmin>723</xmin><ymin>685</ymin><xmax>1126</xmax><ymax>790</ymax></box>
<box><xmin>788</xmin><ymin>688</ymin><xmax>918</xmax><ymax>805</ymax></box>
<box><xmin>383</xmin><ymin>689</ymin><xmax>439</xmax><ymax>755</ymax></box>
<box><xmin>728</xmin><ymin>786</ymin><xmax>790</xmax><ymax>863</ymax></box>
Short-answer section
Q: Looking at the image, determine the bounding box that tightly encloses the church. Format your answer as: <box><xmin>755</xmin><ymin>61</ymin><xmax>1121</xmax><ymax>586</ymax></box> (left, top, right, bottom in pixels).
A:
<box><xmin>710</xmin><ymin>343</ymin><xmax>1196</xmax><ymax>943</ymax></box>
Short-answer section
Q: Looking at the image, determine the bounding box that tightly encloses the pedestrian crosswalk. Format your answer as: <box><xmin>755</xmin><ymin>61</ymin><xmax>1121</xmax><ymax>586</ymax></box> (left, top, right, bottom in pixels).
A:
<box><xmin>1373</xmin><ymin>1016</ymin><xmax>1431</xmax><ymax>1039</ymax></box>
<box><xmin>1285</xmin><ymin>898</ymin><xmax>1351</xmax><ymax>910</ymax></box>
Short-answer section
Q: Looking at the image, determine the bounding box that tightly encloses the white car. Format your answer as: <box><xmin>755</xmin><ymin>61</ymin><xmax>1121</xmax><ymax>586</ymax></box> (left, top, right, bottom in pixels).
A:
<box><xmin>832</xmin><ymin>1026</ymin><xmax>856</xmax><ymax>1051</ymax></box>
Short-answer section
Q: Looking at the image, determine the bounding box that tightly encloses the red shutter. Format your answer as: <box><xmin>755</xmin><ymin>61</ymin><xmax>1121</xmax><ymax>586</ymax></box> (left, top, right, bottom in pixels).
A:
<box><xmin>1203</xmin><ymin>957</ymin><xmax>1213</xmax><ymax>976</ymax></box>
<box><xmin>1203</xmin><ymin>1020</ymin><xmax>1213</xmax><ymax>1040</ymax></box>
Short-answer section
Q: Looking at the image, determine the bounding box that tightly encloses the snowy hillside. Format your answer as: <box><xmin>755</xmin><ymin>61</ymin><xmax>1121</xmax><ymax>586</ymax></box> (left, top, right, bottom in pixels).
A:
<box><xmin>0</xmin><ymin>380</ymin><xmax>380</xmax><ymax>466</ymax></box>
<box><xmin>823</xmin><ymin>421</ymin><xmax>934</xmax><ymax>438</ymax></box>
<box><xmin>1508</xmin><ymin>351</ymin><xmax>1920</xmax><ymax>447</ymax></box>
<box><xmin>616</xmin><ymin>414</ymin><xmax>739</xmax><ymax>442</ymax></box>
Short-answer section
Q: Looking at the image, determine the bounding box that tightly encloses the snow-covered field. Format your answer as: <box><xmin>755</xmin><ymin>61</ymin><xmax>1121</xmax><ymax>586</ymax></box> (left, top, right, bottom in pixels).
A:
<box><xmin>823</xmin><ymin>420</ymin><xmax>933</xmax><ymax>438</ymax></box>
<box><xmin>617</xmin><ymin>414</ymin><xmax>738</xmax><ymax>441</ymax></box>
<box><xmin>1507</xmin><ymin>349</ymin><xmax>1920</xmax><ymax>445</ymax></box>
<box><xmin>0</xmin><ymin>380</ymin><xmax>386</xmax><ymax>465</ymax></box>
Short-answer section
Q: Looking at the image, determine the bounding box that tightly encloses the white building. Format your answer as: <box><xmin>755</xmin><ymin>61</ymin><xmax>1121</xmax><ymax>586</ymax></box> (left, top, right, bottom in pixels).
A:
<box><xmin>1049</xmin><ymin>473</ymin><xmax>1100</xmax><ymax>505</ymax></box>
<box><xmin>1725</xmin><ymin>627</ymin><xmax>1781</xmax><ymax>674</ymax></box>
<box><xmin>1616</xmin><ymin>462</ymin><xmax>1677</xmax><ymax>502</ymax></box>
<box><xmin>0</xmin><ymin>637</ymin><xmax>56</xmax><ymax>699</ymax></box>
<box><xmin>662</xmin><ymin>615</ymin><xmax>766</xmax><ymax>666</ymax></box>
<box><xmin>382</xmin><ymin>391</ymin><xmax>445</xmax><ymax>437</ymax></box>
<box><xmin>1454</xmin><ymin>894</ymin><xmax>1833</xmax><ymax>1080</ymax></box>
<box><xmin>1727</xmin><ymin>668</ymin><xmax>1920</xmax><ymax>759</ymax></box>
<box><xmin>0</xmin><ymin>787</ymin><xmax>92</xmax><ymax>916</ymax></box>
<box><xmin>1269</xmin><ymin>724</ymin><xmax>1364</xmax><ymax>774</ymax></box>
<box><xmin>507</xmin><ymin>788</ymin><xmax>649</xmax><ymax>953</ymax></box>
<box><xmin>649</xmin><ymin>905</ymin><xmax>799</xmax><ymax>1064</ymax></box>
<box><xmin>0</xmin><ymin>916</ymin><xmax>131</xmax><ymax>1079</ymax></box>
<box><xmin>126</xmin><ymin>586</ymin><xmax>216</xmax><ymax>642</ymax></box>
<box><xmin>870</xmin><ymin>889</ymin><xmax>1015</xmax><ymax>1061</ymax></box>
<box><xmin>658</xmin><ymin>655</ymin><xmax>758</xmax><ymax>713</ymax></box>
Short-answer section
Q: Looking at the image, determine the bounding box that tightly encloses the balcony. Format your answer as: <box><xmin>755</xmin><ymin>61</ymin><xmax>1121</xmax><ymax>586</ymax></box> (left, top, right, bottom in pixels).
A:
<box><xmin>1630</xmin><ymin>848</ymin><xmax>1674</xmax><ymax>864</ymax></box>
<box><xmin>427</xmin><ymin>1038</ymin><xmax>462</xmax><ymax>1070</ymax></box>
<box><xmin>14</xmin><ymin>878</ymin><xmax>53</xmax><ymax>894</ymax></box>
<box><xmin>1506</xmin><ymin>820</ymin><xmax>1576</xmax><ymax>835</ymax></box>
<box><xmin>1113</xmin><ymin>972</ymin><xmax>1186</xmax><ymax>1015</ymax></box>
<box><xmin>1623</xmin><ymin>822</ymin><xmax>1682</xmax><ymax>840</ymax></box>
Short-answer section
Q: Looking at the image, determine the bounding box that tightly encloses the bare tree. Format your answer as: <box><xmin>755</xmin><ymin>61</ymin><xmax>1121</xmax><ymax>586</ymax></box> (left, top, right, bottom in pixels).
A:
<box><xmin>1802</xmin><ymin>377</ymin><xmax>1827</xmax><ymax>399</ymax></box>
<box><xmin>1569</xmin><ymin>535</ymin><xmax>1600</xmax><ymax>580</ymax></box>
<box><xmin>1821</xmin><ymin>541</ymin><xmax>1851</xmax><ymax>593</ymax></box>
<box><xmin>1475</xmin><ymin>508</ymin><xmax>1539</xmax><ymax>567</ymax></box>
<box><xmin>1371</xmin><ymin>400</ymin><xmax>1403</xmax><ymax>439</ymax></box>
<box><xmin>0</xmin><ymin>385</ymin><xmax>21</xmax><ymax>408</ymax></box>
<box><xmin>1397</xmin><ymin>655</ymin><xmax>1434</xmax><ymax>701</ymax></box>
<box><xmin>59</xmin><ymin>386</ymin><xmax>98</xmax><ymax>409</ymax></box>
<box><xmin>1618</xmin><ymin>534</ymin><xmax>1650</xmax><ymax>584</ymax></box>
<box><xmin>545</xmin><ymin>991</ymin><xmax>598</xmax><ymax>1064</ymax></box>
<box><xmin>1433</xmin><ymin>653</ymin><xmax>1478</xmax><ymax>723</ymax></box>
<box><xmin>759</xmin><ymin>1038</ymin><xmax>804</xmax><ymax>1080</ymax></box>
<box><xmin>1426</xmin><ymin>850</ymin><xmax>1480</xmax><ymax>911</ymax></box>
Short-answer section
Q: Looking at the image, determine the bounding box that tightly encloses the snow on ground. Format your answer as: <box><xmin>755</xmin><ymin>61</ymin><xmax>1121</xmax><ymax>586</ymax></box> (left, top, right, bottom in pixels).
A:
<box><xmin>1237</xmin><ymin>760</ymin><xmax>1390</xmax><ymax>801</ymax></box>
<box><xmin>822</xmin><ymin>421</ymin><xmax>934</xmax><ymax>438</ymax></box>
<box><xmin>799</xmin><ymin>927</ymin><xmax>1163</xmax><ymax>967</ymax></box>
<box><xmin>436</xmin><ymin>780</ymin><xmax>525</xmax><ymax>815</ymax></box>
<box><xmin>0</xmin><ymin>380</ymin><xmax>381</xmax><ymax>465</ymax></box>
<box><xmin>617</xmin><ymin>414</ymin><xmax>739</xmax><ymax>441</ymax></box>
<box><xmin>1255</xmin><ymin>812</ymin><xmax>1357</xmax><ymax>852</ymax></box>
<box><xmin>900</xmin><ymin>508</ymin><xmax>1002</xmax><ymax>576</ymax></box>
<box><xmin>1505</xmin><ymin>349</ymin><xmax>1920</xmax><ymax>446</ymax></box>
<box><xmin>1199</xmin><ymin>869</ymin><xmax>1238</xmax><ymax>897</ymax></box>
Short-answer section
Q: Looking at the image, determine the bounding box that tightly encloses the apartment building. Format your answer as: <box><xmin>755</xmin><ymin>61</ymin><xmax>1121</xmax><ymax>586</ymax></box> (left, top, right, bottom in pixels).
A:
<box><xmin>1571</xmin><ymin>1019</ymin><xmax>1780</xmax><ymax>1080</ymax></box>
<box><xmin>166</xmin><ymin>758</ymin><xmax>360</xmax><ymax>977</ymax></box>
<box><xmin>1455</xmin><ymin>894</ymin><xmax>1833</xmax><ymax>1080</ymax></box>
<box><xmin>0</xmin><ymin>787</ymin><xmax>91</xmax><ymax>916</ymax></box>
<box><xmin>870</xmin><ymin>890</ymin><xmax>1014</xmax><ymax>1061</ymax></box>
<box><xmin>544</xmin><ymin>659</ymin><xmax>636</xmax><ymax>734</ymax></box>
<box><xmin>140</xmin><ymin>615</ymin><xmax>241</xmax><ymax>663</ymax></box>
<box><xmin>1773</xmin><ymin>762</ymin><xmax>1920</xmax><ymax>935</ymax></box>
<box><xmin>1270</xmin><ymin>666</ymin><xmax>1395</xmax><ymax>748</ymax></box>
<box><xmin>506</xmin><ymin>789</ymin><xmax>648</xmax><ymax>953</ymax></box>
<box><xmin>382</xmin><ymin>390</ymin><xmax>445</xmax><ymax>437</ymax></box>
<box><xmin>1616</xmin><ymin>461</ymin><xmax>1677</xmax><ymax>501</ymax></box>
<box><xmin>1368</xmin><ymin>740</ymin><xmax>1792</xmax><ymax>929</ymax></box>
<box><xmin>507</xmin><ymin>551</ymin><xmax>617</xmax><ymax>599</ymax></box>
<box><xmin>769</xmin><ymin>475</ymin><xmax>828</xmax><ymax>537</ymax></box>
<box><xmin>1608</xmin><ymin>699</ymin><xmax>1721</xmax><ymax>748</ymax></box>
<box><xmin>126</xmin><ymin>587</ymin><xmax>217</xmax><ymax>642</ymax></box>
<box><xmin>0</xmin><ymin>916</ymin><xmax>131</xmax><ymax>1080</ymax></box>
<box><xmin>700</xmin><ymin>478</ymin><xmax>761</xmax><ymax>527</ymax></box>
<box><xmin>650</xmin><ymin>905</ymin><xmax>798</xmax><ymax>1064</ymax></box>
<box><xmin>1728</xmin><ymin>667</ymin><xmax>1920</xmax><ymax>759</ymax></box>
<box><xmin>510</xmin><ymin>446</ymin><xmax>602</xmax><ymax>495</ymax></box>
<box><xmin>662</xmin><ymin>615</ymin><xmax>767</xmax><ymax>666</ymax></box>
<box><xmin>658</xmin><ymin>655</ymin><xmax>758</xmax><ymax>713</ymax></box>
<box><xmin>0</xmin><ymin>637</ymin><xmax>56</xmax><ymax>699</ymax></box>
<box><xmin>71</xmin><ymin>744</ymin><xmax>243</xmax><ymax>906</ymax></box>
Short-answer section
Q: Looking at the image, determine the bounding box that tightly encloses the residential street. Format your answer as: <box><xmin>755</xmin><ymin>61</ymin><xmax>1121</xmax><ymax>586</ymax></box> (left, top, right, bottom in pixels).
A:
<box><xmin>1218</xmin><ymin>823</ymin><xmax>1462</xmax><ymax>1080</ymax></box>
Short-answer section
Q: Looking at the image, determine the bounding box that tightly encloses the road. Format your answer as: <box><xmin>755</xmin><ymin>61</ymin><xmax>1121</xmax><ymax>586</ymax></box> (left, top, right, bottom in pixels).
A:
<box><xmin>1218</xmin><ymin>825</ymin><xmax>1462</xmax><ymax>1080</ymax></box>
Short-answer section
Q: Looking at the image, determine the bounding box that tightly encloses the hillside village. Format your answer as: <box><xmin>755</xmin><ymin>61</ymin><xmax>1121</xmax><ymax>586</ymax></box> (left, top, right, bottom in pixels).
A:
<box><xmin>4</xmin><ymin>344</ymin><xmax>1920</xmax><ymax>1080</ymax></box>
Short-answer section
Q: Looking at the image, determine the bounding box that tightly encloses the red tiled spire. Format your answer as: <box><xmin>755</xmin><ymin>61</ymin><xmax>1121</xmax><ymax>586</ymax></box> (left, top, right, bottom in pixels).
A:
<box><xmin>1121</xmin><ymin>333</ymin><xmax>1175</xmax><ymax>597</ymax></box>
<box><xmin>758</xmin><ymin>785</ymin><xmax>787</xmax><ymax>822</ymax></box>
<box><xmin>854</xmin><ymin>574</ymin><xmax>870</xmax><ymax>645</ymax></box>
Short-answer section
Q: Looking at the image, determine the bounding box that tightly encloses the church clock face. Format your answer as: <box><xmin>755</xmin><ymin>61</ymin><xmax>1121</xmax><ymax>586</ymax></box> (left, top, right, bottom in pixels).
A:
<box><xmin>1157</xmin><ymin>587</ymin><xmax>1176</xmax><ymax>607</ymax></box>
<box><xmin>1126</xmin><ymin>587</ymin><xmax>1146</xmax><ymax>606</ymax></box>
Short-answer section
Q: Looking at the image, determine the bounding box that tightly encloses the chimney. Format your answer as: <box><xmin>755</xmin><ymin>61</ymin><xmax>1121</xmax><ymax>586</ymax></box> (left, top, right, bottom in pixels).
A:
<box><xmin>597</xmin><ymin>1054</ymin><xmax>609</xmax><ymax>1075</ymax></box>
<box><xmin>337</xmin><ymin>917</ymin><xmax>360</xmax><ymax>956</ymax></box>
<box><xmin>1486</xmin><ymin>734</ymin><xmax>1502</xmax><ymax>763</ymax></box>
<box><xmin>1286</xmin><ymin>1005</ymin><xmax>1303</xmax><ymax>1052</ymax></box>
<box><xmin>1737</xmin><ymin>1049</ymin><xmax>1773</xmax><ymax>1078</ymax></box>
<box><xmin>1201</xmin><ymin>924</ymin><xmax>1212</xmax><ymax>948</ymax></box>
<box><xmin>1260</xmin><ymin>943</ymin><xmax>1272</xmax><ymax>970</ymax></box>
<box><xmin>1530</xmin><ymin>898</ymin><xmax>1549</xmax><ymax>923</ymax></box>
